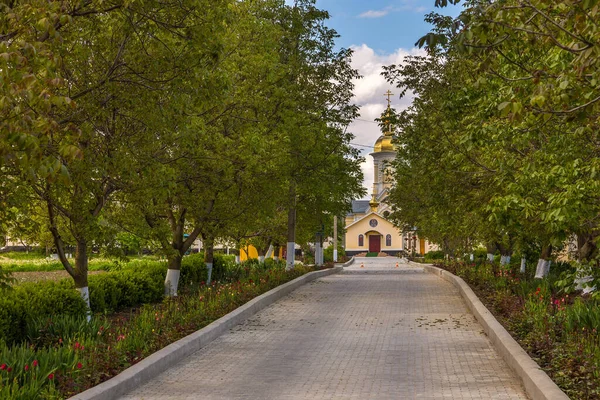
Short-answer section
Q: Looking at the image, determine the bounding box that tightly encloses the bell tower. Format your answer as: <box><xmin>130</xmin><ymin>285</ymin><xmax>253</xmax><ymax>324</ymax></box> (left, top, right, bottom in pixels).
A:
<box><xmin>370</xmin><ymin>90</ymin><xmax>397</xmax><ymax>203</ymax></box>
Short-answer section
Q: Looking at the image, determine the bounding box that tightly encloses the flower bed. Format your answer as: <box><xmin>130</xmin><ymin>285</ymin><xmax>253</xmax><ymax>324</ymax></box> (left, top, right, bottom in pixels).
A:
<box><xmin>0</xmin><ymin>262</ymin><xmax>314</xmax><ymax>399</ymax></box>
<box><xmin>437</xmin><ymin>260</ymin><xmax>600</xmax><ymax>399</ymax></box>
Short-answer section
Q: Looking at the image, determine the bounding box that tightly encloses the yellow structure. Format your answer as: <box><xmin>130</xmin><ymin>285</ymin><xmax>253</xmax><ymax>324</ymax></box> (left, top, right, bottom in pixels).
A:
<box><xmin>344</xmin><ymin>91</ymin><xmax>437</xmax><ymax>256</ymax></box>
<box><xmin>239</xmin><ymin>245</ymin><xmax>283</xmax><ymax>261</ymax></box>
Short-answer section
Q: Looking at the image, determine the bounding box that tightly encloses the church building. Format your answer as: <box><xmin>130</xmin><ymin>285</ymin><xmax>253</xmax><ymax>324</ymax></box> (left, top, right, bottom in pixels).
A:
<box><xmin>344</xmin><ymin>92</ymin><xmax>435</xmax><ymax>256</ymax></box>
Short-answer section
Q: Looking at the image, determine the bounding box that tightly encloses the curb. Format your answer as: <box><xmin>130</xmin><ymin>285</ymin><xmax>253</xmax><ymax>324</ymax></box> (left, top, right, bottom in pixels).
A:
<box><xmin>340</xmin><ymin>256</ymin><xmax>355</xmax><ymax>267</ymax></box>
<box><xmin>423</xmin><ymin>265</ymin><xmax>569</xmax><ymax>400</ymax></box>
<box><xmin>70</xmin><ymin>266</ymin><xmax>343</xmax><ymax>400</ymax></box>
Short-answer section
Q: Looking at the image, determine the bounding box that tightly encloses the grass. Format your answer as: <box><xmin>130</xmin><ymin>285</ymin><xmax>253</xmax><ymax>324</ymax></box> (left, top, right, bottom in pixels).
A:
<box><xmin>0</xmin><ymin>254</ymin><xmax>159</xmax><ymax>273</ymax></box>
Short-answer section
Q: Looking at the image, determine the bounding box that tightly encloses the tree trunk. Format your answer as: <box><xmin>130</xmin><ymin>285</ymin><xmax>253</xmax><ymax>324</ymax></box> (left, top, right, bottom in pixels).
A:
<box><xmin>314</xmin><ymin>235</ymin><xmax>322</xmax><ymax>266</ymax></box>
<box><xmin>333</xmin><ymin>215</ymin><xmax>338</xmax><ymax>262</ymax></box>
<box><xmin>165</xmin><ymin>254</ymin><xmax>182</xmax><ymax>296</ymax></box>
<box><xmin>486</xmin><ymin>243</ymin><xmax>496</xmax><ymax>262</ymax></box>
<box><xmin>47</xmin><ymin>199</ymin><xmax>90</xmax><ymax>319</ymax></box>
<box><xmin>534</xmin><ymin>245</ymin><xmax>553</xmax><ymax>278</ymax></box>
<box><xmin>577</xmin><ymin>233</ymin><xmax>598</xmax><ymax>263</ymax></box>
<box><xmin>286</xmin><ymin>182</ymin><xmax>296</xmax><ymax>270</ymax></box>
<box><xmin>273</xmin><ymin>245</ymin><xmax>279</xmax><ymax>261</ymax></box>
<box><xmin>496</xmin><ymin>242</ymin><xmax>512</xmax><ymax>267</ymax></box>
<box><xmin>74</xmin><ymin>239</ymin><xmax>90</xmax><ymax>321</ymax></box>
<box><xmin>520</xmin><ymin>257</ymin><xmax>526</xmax><ymax>273</ymax></box>
<box><xmin>204</xmin><ymin>237</ymin><xmax>215</xmax><ymax>284</ymax></box>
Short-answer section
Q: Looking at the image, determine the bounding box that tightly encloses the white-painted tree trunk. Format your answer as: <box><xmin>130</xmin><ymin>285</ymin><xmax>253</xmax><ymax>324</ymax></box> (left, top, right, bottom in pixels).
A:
<box><xmin>333</xmin><ymin>249</ymin><xmax>338</xmax><ymax>263</ymax></box>
<box><xmin>286</xmin><ymin>242</ymin><xmax>295</xmax><ymax>270</ymax></box>
<box><xmin>235</xmin><ymin>255</ymin><xmax>240</xmax><ymax>264</ymax></box>
<box><xmin>315</xmin><ymin>242</ymin><xmax>322</xmax><ymax>266</ymax></box>
<box><xmin>318</xmin><ymin>244</ymin><xmax>323</xmax><ymax>265</ymax></box>
<box><xmin>469</xmin><ymin>253</ymin><xmax>474</xmax><ymax>262</ymax></box>
<box><xmin>164</xmin><ymin>269</ymin><xmax>181</xmax><ymax>297</ymax></box>
<box><xmin>534</xmin><ymin>259</ymin><xmax>551</xmax><ymax>278</ymax></box>
<box><xmin>575</xmin><ymin>264</ymin><xmax>596</xmax><ymax>294</ymax></box>
<box><xmin>206</xmin><ymin>262</ymin><xmax>213</xmax><ymax>285</ymax></box>
<box><xmin>258</xmin><ymin>255</ymin><xmax>265</xmax><ymax>263</ymax></box>
<box><xmin>77</xmin><ymin>287</ymin><xmax>91</xmax><ymax>322</ymax></box>
<box><xmin>500</xmin><ymin>255</ymin><xmax>511</xmax><ymax>266</ymax></box>
<box><xmin>486</xmin><ymin>253</ymin><xmax>494</xmax><ymax>262</ymax></box>
<box><xmin>520</xmin><ymin>257</ymin><xmax>526</xmax><ymax>273</ymax></box>
<box><xmin>265</xmin><ymin>245</ymin><xmax>274</xmax><ymax>259</ymax></box>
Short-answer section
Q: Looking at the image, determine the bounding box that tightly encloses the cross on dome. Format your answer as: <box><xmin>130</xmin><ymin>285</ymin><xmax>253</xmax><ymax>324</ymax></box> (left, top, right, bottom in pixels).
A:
<box><xmin>384</xmin><ymin>90</ymin><xmax>394</xmax><ymax>107</ymax></box>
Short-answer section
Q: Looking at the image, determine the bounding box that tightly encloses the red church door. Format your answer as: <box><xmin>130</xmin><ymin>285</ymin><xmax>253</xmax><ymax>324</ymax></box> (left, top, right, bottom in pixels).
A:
<box><xmin>369</xmin><ymin>235</ymin><xmax>381</xmax><ymax>253</ymax></box>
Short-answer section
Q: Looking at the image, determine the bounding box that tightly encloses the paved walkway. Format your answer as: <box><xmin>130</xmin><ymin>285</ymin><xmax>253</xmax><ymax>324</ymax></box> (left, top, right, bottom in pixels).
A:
<box><xmin>121</xmin><ymin>258</ymin><xmax>528</xmax><ymax>399</ymax></box>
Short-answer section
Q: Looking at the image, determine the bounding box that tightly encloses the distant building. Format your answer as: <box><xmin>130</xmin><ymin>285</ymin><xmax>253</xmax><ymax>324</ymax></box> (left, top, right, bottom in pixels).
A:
<box><xmin>344</xmin><ymin>93</ymin><xmax>437</xmax><ymax>256</ymax></box>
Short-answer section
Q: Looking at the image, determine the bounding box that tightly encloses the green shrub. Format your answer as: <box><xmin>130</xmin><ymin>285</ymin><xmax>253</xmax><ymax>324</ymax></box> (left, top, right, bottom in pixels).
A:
<box><xmin>212</xmin><ymin>254</ymin><xmax>237</xmax><ymax>282</ymax></box>
<box><xmin>0</xmin><ymin>282</ymin><xmax>87</xmax><ymax>344</ymax></box>
<box><xmin>324</xmin><ymin>245</ymin><xmax>345</xmax><ymax>262</ymax></box>
<box><xmin>424</xmin><ymin>250</ymin><xmax>445</xmax><ymax>260</ymax></box>
<box><xmin>0</xmin><ymin>253</ymin><xmax>233</xmax><ymax>344</ymax></box>
<box><xmin>0</xmin><ymin>267</ymin><xmax>15</xmax><ymax>290</ymax></box>
<box><xmin>88</xmin><ymin>261</ymin><xmax>164</xmax><ymax>312</ymax></box>
<box><xmin>473</xmin><ymin>247</ymin><xmax>488</xmax><ymax>261</ymax></box>
<box><xmin>181</xmin><ymin>253</ymin><xmax>207</xmax><ymax>285</ymax></box>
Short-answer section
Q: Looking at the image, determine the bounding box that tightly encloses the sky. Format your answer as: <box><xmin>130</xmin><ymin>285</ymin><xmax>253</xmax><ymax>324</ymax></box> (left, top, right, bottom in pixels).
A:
<box><xmin>310</xmin><ymin>0</ymin><xmax>462</xmax><ymax>198</ymax></box>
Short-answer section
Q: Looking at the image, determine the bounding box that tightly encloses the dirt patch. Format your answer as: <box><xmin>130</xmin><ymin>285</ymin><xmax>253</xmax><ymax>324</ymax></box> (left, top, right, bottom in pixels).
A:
<box><xmin>10</xmin><ymin>270</ymin><xmax>106</xmax><ymax>285</ymax></box>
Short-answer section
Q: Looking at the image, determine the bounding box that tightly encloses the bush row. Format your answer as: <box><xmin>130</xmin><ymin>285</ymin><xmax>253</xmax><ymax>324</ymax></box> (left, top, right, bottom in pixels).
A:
<box><xmin>0</xmin><ymin>254</ymin><xmax>223</xmax><ymax>344</ymax></box>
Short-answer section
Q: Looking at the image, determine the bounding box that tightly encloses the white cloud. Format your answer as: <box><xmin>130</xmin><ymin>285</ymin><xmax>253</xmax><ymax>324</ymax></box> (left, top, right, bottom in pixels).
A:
<box><xmin>358</xmin><ymin>9</ymin><xmax>390</xmax><ymax>18</ymax></box>
<box><xmin>346</xmin><ymin>44</ymin><xmax>426</xmax><ymax>198</ymax></box>
<box><xmin>358</xmin><ymin>2</ymin><xmax>431</xmax><ymax>19</ymax></box>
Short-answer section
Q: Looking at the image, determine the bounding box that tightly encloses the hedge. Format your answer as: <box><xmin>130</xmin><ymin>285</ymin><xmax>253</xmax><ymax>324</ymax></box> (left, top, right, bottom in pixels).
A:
<box><xmin>0</xmin><ymin>254</ymin><xmax>209</xmax><ymax>345</ymax></box>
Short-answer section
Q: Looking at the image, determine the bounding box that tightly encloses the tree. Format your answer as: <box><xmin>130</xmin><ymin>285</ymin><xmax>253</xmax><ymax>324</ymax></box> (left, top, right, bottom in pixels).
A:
<box><xmin>273</xmin><ymin>0</ymin><xmax>364</xmax><ymax>269</ymax></box>
<box><xmin>383</xmin><ymin>0</ymin><xmax>600</xmax><ymax>278</ymax></box>
<box><xmin>2</xmin><ymin>0</ymin><xmax>233</xmax><ymax>311</ymax></box>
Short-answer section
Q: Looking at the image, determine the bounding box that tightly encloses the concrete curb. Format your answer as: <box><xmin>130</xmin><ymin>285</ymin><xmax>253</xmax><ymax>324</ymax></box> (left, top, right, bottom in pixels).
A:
<box><xmin>70</xmin><ymin>266</ymin><xmax>342</xmax><ymax>400</ymax></box>
<box><xmin>341</xmin><ymin>256</ymin><xmax>355</xmax><ymax>267</ymax></box>
<box><xmin>423</xmin><ymin>265</ymin><xmax>569</xmax><ymax>400</ymax></box>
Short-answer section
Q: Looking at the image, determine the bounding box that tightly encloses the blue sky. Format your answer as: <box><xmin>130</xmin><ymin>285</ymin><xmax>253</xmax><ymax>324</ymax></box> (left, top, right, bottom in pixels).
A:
<box><xmin>316</xmin><ymin>0</ymin><xmax>461</xmax><ymax>53</ymax></box>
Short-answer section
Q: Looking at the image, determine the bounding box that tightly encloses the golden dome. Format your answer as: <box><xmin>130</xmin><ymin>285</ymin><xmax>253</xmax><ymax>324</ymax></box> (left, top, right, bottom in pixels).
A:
<box><xmin>373</xmin><ymin>134</ymin><xmax>395</xmax><ymax>153</ymax></box>
<box><xmin>369</xmin><ymin>196</ymin><xmax>379</xmax><ymax>208</ymax></box>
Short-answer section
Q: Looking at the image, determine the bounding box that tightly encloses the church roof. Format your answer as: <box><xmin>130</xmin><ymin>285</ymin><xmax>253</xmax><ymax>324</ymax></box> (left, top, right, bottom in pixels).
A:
<box><xmin>349</xmin><ymin>200</ymin><xmax>370</xmax><ymax>215</ymax></box>
<box><xmin>373</xmin><ymin>134</ymin><xmax>395</xmax><ymax>153</ymax></box>
<box><xmin>345</xmin><ymin>211</ymin><xmax>396</xmax><ymax>230</ymax></box>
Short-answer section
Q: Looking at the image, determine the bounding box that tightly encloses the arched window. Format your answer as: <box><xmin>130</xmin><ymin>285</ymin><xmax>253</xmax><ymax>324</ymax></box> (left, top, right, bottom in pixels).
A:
<box><xmin>358</xmin><ymin>234</ymin><xmax>364</xmax><ymax>247</ymax></box>
<box><xmin>386</xmin><ymin>234</ymin><xmax>392</xmax><ymax>247</ymax></box>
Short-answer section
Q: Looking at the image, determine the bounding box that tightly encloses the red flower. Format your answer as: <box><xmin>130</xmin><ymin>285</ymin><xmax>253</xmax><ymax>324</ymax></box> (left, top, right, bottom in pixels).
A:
<box><xmin>32</xmin><ymin>360</ymin><xmax>38</xmax><ymax>367</ymax></box>
<box><xmin>7</xmin><ymin>367</ymin><xmax>12</xmax><ymax>372</ymax></box>
<box><xmin>24</xmin><ymin>364</ymin><xmax>29</xmax><ymax>371</ymax></box>
<box><xmin>48</xmin><ymin>373</ymin><xmax>55</xmax><ymax>380</ymax></box>
<box><xmin>0</xmin><ymin>364</ymin><xmax>6</xmax><ymax>370</ymax></box>
<box><xmin>76</xmin><ymin>362</ymin><xmax>83</xmax><ymax>369</ymax></box>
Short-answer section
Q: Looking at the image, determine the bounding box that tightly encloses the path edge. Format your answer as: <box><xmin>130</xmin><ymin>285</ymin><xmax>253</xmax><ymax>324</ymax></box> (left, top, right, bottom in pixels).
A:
<box><xmin>69</xmin><ymin>266</ymin><xmax>342</xmax><ymax>400</ymax></box>
<box><xmin>422</xmin><ymin>265</ymin><xmax>569</xmax><ymax>400</ymax></box>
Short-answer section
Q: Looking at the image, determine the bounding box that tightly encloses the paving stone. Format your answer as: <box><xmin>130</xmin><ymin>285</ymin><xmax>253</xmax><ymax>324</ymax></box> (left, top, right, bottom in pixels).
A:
<box><xmin>120</xmin><ymin>258</ymin><xmax>528</xmax><ymax>399</ymax></box>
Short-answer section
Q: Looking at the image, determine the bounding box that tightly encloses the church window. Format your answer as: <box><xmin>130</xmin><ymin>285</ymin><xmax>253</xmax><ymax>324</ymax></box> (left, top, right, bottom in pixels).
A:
<box><xmin>358</xmin><ymin>234</ymin><xmax>364</xmax><ymax>247</ymax></box>
<box><xmin>386</xmin><ymin>234</ymin><xmax>392</xmax><ymax>247</ymax></box>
